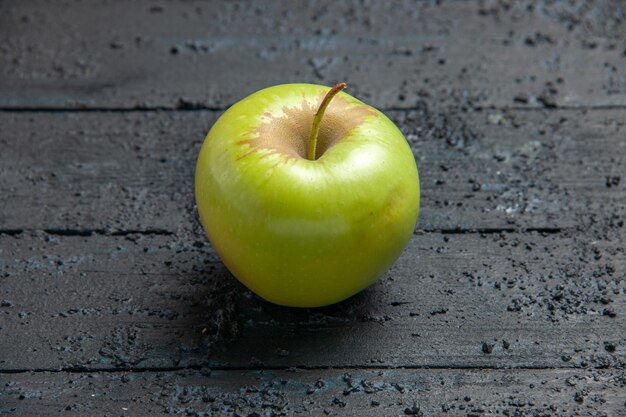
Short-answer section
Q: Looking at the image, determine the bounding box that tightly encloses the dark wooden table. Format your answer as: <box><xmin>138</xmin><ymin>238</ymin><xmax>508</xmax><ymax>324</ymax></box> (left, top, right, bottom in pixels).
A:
<box><xmin>1</xmin><ymin>1</ymin><xmax>624</xmax><ymax>416</ymax></box>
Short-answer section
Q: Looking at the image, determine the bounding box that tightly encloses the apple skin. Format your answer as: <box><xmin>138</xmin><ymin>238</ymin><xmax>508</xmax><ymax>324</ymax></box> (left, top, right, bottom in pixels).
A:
<box><xmin>195</xmin><ymin>83</ymin><xmax>419</xmax><ymax>307</ymax></box>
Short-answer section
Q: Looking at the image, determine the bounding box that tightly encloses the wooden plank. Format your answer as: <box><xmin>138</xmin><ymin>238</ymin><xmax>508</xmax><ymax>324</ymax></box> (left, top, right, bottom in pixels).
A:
<box><xmin>1</xmin><ymin>109</ymin><xmax>624</xmax><ymax>233</ymax></box>
<box><xmin>0</xmin><ymin>111</ymin><xmax>217</xmax><ymax>234</ymax></box>
<box><xmin>0</xmin><ymin>230</ymin><xmax>623</xmax><ymax>371</ymax></box>
<box><xmin>2</xmin><ymin>368</ymin><xmax>624</xmax><ymax>416</ymax></box>
<box><xmin>1</xmin><ymin>1</ymin><xmax>625</xmax><ymax>109</ymax></box>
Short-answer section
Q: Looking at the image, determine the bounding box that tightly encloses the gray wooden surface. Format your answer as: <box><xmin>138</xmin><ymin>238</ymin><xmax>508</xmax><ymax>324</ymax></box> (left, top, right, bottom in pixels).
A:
<box><xmin>3</xmin><ymin>369</ymin><xmax>624</xmax><ymax>416</ymax></box>
<box><xmin>1</xmin><ymin>109</ymin><xmax>625</xmax><ymax>233</ymax></box>
<box><xmin>1</xmin><ymin>1</ymin><xmax>625</xmax><ymax>416</ymax></box>
<box><xmin>1</xmin><ymin>1</ymin><xmax>625</xmax><ymax>110</ymax></box>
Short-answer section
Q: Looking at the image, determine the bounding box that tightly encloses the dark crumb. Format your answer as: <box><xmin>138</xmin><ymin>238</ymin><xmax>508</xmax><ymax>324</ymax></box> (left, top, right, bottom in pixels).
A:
<box><xmin>482</xmin><ymin>342</ymin><xmax>494</xmax><ymax>354</ymax></box>
<box><xmin>513</xmin><ymin>93</ymin><xmax>529</xmax><ymax>103</ymax></box>
<box><xmin>605</xmin><ymin>176</ymin><xmax>620</xmax><ymax>188</ymax></box>
<box><xmin>574</xmin><ymin>390</ymin><xmax>588</xmax><ymax>403</ymax></box>
<box><xmin>430</xmin><ymin>307</ymin><xmax>448</xmax><ymax>315</ymax></box>
<box><xmin>404</xmin><ymin>403</ymin><xmax>423</xmax><ymax>416</ymax></box>
<box><xmin>604</xmin><ymin>342</ymin><xmax>616</xmax><ymax>353</ymax></box>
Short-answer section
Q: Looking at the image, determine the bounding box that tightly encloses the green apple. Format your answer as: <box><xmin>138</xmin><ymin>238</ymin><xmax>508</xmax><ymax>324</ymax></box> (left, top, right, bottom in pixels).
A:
<box><xmin>195</xmin><ymin>83</ymin><xmax>419</xmax><ymax>307</ymax></box>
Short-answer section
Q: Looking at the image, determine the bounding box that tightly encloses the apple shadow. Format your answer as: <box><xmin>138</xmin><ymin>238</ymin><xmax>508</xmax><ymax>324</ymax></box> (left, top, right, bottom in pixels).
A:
<box><xmin>206</xmin><ymin>271</ymin><xmax>394</xmax><ymax>367</ymax></box>
<box><xmin>144</xmin><ymin>210</ymin><xmax>397</xmax><ymax>370</ymax></box>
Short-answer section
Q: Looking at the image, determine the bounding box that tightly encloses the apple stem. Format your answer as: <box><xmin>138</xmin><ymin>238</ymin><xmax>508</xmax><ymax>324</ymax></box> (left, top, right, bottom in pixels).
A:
<box><xmin>307</xmin><ymin>82</ymin><xmax>347</xmax><ymax>161</ymax></box>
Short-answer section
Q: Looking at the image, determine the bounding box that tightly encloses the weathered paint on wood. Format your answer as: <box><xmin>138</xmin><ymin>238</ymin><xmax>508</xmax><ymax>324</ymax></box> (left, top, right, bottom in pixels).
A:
<box><xmin>1</xmin><ymin>1</ymin><xmax>625</xmax><ymax>415</ymax></box>
<box><xmin>0</xmin><ymin>1</ymin><xmax>625</xmax><ymax>109</ymax></box>
<box><xmin>1</xmin><ymin>109</ymin><xmax>624</xmax><ymax>232</ymax></box>
<box><xmin>1</xmin><ymin>230</ymin><xmax>623</xmax><ymax>371</ymax></box>
<box><xmin>2</xmin><ymin>368</ymin><xmax>624</xmax><ymax>416</ymax></box>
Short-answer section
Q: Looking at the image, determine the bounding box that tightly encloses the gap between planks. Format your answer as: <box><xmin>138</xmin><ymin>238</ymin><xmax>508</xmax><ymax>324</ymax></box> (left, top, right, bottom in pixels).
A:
<box><xmin>0</xmin><ymin>229</ymin><xmax>174</xmax><ymax>237</ymax></box>
<box><xmin>0</xmin><ymin>363</ymin><xmax>578</xmax><ymax>375</ymax></box>
<box><xmin>1</xmin><ymin>105</ymin><xmax>626</xmax><ymax>113</ymax></box>
<box><xmin>0</xmin><ymin>227</ymin><xmax>565</xmax><ymax>238</ymax></box>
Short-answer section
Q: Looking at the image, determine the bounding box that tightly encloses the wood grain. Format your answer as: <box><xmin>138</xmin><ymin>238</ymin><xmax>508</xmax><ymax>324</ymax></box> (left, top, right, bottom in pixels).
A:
<box><xmin>2</xmin><ymin>368</ymin><xmax>624</xmax><ymax>416</ymax></box>
<box><xmin>1</xmin><ymin>230</ymin><xmax>623</xmax><ymax>371</ymax></box>
<box><xmin>1</xmin><ymin>2</ymin><xmax>625</xmax><ymax>415</ymax></box>
<box><xmin>1</xmin><ymin>1</ymin><xmax>624</xmax><ymax>110</ymax></box>
<box><xmin>1</xmin><ymin>109</ymin><xmax>624</xmax><ymax>233</ymax></box>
